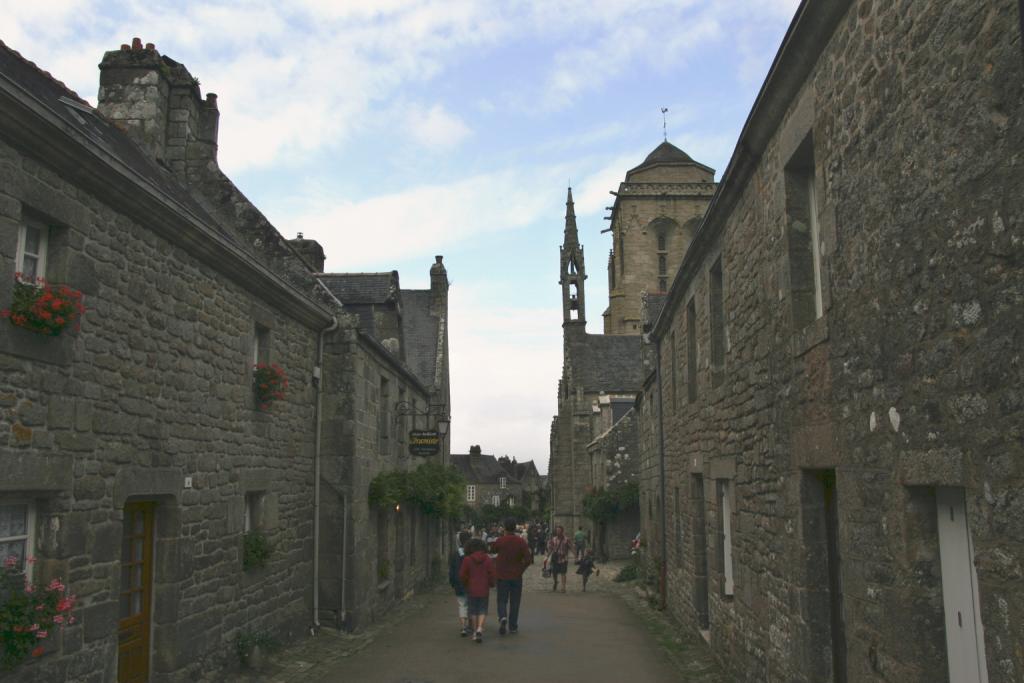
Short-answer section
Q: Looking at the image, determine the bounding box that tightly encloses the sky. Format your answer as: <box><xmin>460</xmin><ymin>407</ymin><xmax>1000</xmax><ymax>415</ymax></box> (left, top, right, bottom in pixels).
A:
<box><xmin>1</xmin><ymin>0</ymin><xmax>799</xmax><ymax>473</ymax></box>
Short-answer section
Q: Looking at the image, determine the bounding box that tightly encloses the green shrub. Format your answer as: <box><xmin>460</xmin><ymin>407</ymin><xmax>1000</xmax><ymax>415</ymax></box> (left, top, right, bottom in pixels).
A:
<box><xmin>242</xmin><ymin>530</ymin><xmax>272</xmax><ymax>571</ymax></box>
<box><xmin>582</xmin><ymin>481</ymin><xmax>639</xmax><ymax>524</ymax></box>
<box><xmin>235</xmin><ymin>628</ymin><xmax>278</xmax><ymax>665</ymax></box>
<box><xmin>614</xmin><ymin>562</ymin><xmax>640</xmax><ymax>583</ymax></box>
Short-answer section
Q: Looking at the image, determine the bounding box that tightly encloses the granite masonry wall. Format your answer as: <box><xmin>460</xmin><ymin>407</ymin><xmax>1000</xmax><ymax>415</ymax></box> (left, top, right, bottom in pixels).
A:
<box><xmin>0</xmin><ymin>134</ymin><xmax>323</xmax><ymax>682</ymax></box>
<box><xmin>639</xmin><ymin>1</ymin><xmax>1023</xmax><ymax>681</ymax></box>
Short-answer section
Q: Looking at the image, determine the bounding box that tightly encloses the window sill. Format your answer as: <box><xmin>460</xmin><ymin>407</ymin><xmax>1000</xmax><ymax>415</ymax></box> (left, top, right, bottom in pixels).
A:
<box><xmin>0</xmin><ymin>323</ymin><xmax>74</xmax><ymax>366</ymax></box>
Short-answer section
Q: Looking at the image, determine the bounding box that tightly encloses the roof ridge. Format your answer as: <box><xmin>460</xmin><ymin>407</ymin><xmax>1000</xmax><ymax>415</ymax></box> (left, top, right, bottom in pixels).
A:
<box><xmin>0</xmin><ymin>39</ymin><xmax>90</xmax><ymax>106</ymax></box>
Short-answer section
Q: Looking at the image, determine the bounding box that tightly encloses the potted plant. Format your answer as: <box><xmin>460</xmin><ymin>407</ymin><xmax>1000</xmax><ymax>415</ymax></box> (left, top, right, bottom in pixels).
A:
<box><xmin>1</xmin><ymin>275</ymin><xmax>85</xmax><ymax>337</ymax></box>
<box><xmin>252</xmin><ymin>363</ymin><xmax>287</xmax><ymax>411</ymax></box>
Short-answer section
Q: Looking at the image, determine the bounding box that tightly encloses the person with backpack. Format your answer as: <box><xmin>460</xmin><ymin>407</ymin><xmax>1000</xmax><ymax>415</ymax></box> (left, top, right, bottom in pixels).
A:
<box><xmin>448</xmin><ymin>530</ymin><xmax>472</xmax><ymax>637</ymax></box>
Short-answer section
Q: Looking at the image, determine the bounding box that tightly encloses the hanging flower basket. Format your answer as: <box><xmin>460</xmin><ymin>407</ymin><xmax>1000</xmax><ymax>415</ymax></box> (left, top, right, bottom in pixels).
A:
<box><xmin>1</xmin><ymin>275</ymin><xmax>85</xmax><ymax>337</ymax></box>
<box><xmin>253</xmin><ymin>363</ymin><xmax>287</xmax><ymax>411</ymax></box>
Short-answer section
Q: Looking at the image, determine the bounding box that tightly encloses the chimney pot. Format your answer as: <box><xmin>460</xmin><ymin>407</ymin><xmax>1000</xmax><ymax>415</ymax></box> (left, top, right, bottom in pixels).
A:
<box><xmin>131</xmin><ymin>37</ymin><xmax>142</xmax><ymax>51</ymax></box>
<box><xmin>120</xmin><ymin>44</ymin><xmax>130</xmax><ymax>51</ymax></box>
<box><xmin>297</xmin><ymin>232</ymin><xmax>304</xmax><ymax>239</ymax></box>
<box><xmin>435</xmin><ymin>255</ymin><xmax>443</xmax><ymax>264</ymax></box>
<box><xmin>145</xmin><ymin>42</ymin><xmax>155</xmax><ymax>51</ymax></box>
<box><xmin>205</xmin><ymin>93</ymin><xmax>218</xmax><ymax>107</ymax></box>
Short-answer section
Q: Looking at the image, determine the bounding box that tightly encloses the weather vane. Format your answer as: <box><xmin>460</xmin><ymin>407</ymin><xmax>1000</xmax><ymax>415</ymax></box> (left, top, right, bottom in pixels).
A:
<box><xmin>661</xmin><ymin>107</ymin><xmax>669</xmax><ymax>142</ymax></box>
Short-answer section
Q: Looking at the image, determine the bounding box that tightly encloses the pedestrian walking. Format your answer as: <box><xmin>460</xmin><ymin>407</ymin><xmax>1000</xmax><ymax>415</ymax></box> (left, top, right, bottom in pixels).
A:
<box><xmin>573</xmin><ymin>526</ymin><xmax>587</xmax><ymax>556</ymax></box>
<box><xmin>492</xmin><ymin>517</ymin><xmax>533</xmax><ymax>635</ymax></box>
<box><xmin>575</xmin><ymin>548</ymin><xmax>599</xmax><ymax>591</ymax></box>
<box><xmin>448</xmin><ymin>530</ymin><xmax>472</xmax><ymax>637</ymax></box>
<box><xmin>545</xmin><ymin>525</ymin><xmax>572</xmax><ymax>592</ymax></box>
<box><xmin>535</xmin><ymin>523</ymin><xmax>548</xmax><ymax>556</ymax></box>
<box><xmin>459</xmin><ymin>537</ymin><xmax>496</xmax><ymax>643</ymax></box>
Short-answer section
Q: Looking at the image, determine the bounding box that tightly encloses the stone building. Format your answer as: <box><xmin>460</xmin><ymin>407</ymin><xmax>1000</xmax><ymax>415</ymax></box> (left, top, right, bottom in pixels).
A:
<box><xmin>451</xmin><ymin>446</ymin><xmax>527</xmax><ymax>512</ymax></box>
<box><xmin>497</xmin><ymin>456</ymin><xmax>545</xmax><ymax>513</ymax></box>
<box><xmin>635</xmin><ymin>1</ymin><xmax>1023</xmax><ymax>681</ymax></box>
<box><xmin>549</xmin><ymin>144</ymin><xmax>716</xmax><ymax>538</ymax></box>
<box><xmin>0</xmin><ymin>38</ymin><xmax>450</xmax><ymax>682</ymax></box>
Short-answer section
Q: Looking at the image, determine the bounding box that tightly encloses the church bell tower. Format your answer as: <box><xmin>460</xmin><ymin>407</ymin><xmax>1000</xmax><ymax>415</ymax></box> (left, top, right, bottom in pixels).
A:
<box><xmin>559</xmin><ymin>187</ymin><xmax>586</xmax><ymax>328</ymax></box>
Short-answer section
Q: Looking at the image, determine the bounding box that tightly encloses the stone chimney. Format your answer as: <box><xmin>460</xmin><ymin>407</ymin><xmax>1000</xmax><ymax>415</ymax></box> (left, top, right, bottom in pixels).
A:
<box><xmin>288</xmin><ymin>232</ymin><xmax>326</xmax><ymax>272</ymax></box>
<box><xmin>98</xmin><ymin>38</ymin><xmax>219</xmax><ymax>177</ymax></box>
<box><xmin>430</xmin><ymin>255</ymin><xmax>448</xmax><ymax>312</ymax></box>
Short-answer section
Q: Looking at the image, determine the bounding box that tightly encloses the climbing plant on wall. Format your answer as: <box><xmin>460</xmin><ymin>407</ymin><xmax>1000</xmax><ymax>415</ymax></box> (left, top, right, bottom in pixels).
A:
<box><xmin>368</xmin><ymin>463</ymin><xmax>465</xmax><ymax>519</ymax></box>
<box><xmin>582</xmin><ymin>481</ymin><xmax>640</xmax><ymax>524</ymax></box>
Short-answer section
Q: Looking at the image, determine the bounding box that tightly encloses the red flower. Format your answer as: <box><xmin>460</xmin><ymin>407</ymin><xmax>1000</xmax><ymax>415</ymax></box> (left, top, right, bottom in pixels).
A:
<box><xmin>31</xmin><ymin>646</ymin><xmax>44</xmax><ymax>657</ymax></box>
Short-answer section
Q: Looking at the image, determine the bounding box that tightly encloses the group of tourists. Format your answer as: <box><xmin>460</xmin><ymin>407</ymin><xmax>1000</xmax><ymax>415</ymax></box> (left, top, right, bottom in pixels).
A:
<box><xmin>447</xmin><ymin>520</ymin><xmax>601</xmax><ymax>643</ymax></box>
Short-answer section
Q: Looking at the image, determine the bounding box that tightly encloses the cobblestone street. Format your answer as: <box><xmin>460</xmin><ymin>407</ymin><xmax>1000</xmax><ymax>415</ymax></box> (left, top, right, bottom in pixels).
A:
<box><xmin>226</xmin><ymin>561</ymin><xmax>723</xmax><ymax>683</ymax></box>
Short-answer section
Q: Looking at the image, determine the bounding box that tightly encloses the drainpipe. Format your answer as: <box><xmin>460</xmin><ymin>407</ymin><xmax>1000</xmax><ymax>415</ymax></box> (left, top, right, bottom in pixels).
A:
<box><xmin>312</xmin><ymin>278</ymin><xmax>342</xmax><ymax>633</ymax></box>
<box><xmin>654</xmin><ymin>337</ymin><xmax>668</xmax><ymax>610</ymax></box>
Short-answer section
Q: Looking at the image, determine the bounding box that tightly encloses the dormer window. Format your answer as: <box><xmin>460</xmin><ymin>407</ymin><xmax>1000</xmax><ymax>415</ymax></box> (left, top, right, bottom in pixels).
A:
<box><xmin>16</xmin><ymin>219</ymin><xmax>48</xmax><ymax>281</ymax></box>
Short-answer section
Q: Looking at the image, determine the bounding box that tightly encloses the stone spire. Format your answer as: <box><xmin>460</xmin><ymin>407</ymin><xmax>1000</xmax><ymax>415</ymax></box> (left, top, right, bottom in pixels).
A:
<box><xmin>564</xmin><ymin>187</ymin><xmax>579</xmax><ymax>245</ymax></box>
<box><xmin>559</xmin><ymin>187</ymin><xmax>586</xmax><ymax>327</ymax></box>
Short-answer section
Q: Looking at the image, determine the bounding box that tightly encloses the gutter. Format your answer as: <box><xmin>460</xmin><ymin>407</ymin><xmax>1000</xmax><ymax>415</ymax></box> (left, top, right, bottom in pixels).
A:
<box><xmin>310</xmin><ymin>278</ymin><xmax>343</xmax><ymax>632</ymax></box>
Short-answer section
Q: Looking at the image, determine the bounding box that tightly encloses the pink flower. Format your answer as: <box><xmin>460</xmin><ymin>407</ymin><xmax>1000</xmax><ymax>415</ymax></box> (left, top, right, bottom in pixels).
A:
<box><xmin>29</xmin><ymin>624</ymin><xmax>39</xmax><ymax>632</ymax></box>
<box><xmin>3</xmin><ymin>555</ymin><xmax>17</xmax><ymax>568</ymax></box>
<box><xmin>36</xmin><ymin>630</ymin><xmax>48</xmax><ymax>639</ymax></box>
<box><xmin>57</xmin><ymin>597</ymin><xmax>75</xmax><ymax>612</ymax></box>
<box><xmin>48</xmin><ymin>579</ymin><xmax>65</xmax><ymax>592</ymax></box>
<box><xmin>53</xmin><ymin>615</ymin><xmax>64</xmax><ymax>624</ymax></box>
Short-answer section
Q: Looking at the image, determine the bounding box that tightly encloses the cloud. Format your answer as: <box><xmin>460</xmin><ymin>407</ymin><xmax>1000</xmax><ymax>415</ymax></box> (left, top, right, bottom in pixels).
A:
<box><xmin>447</xmin><ymin>286</ymin><xmax>561</xmax><ymax>471</ymax></box>
<box><xmin>407</xmin><ymin>104</ymin><xmax>471</xmax><ymax>149</ymax></box>
<box><xmin>278</xmin><ymin>166</ymin><xmax>560</xmax><ymax>271</ymax></box>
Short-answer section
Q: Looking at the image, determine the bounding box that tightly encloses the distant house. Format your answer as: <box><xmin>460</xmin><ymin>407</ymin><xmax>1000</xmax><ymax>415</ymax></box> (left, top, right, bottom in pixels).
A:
<box><xmin>451</xmin><ymin>446</ymin><xmax>545</xmax><ymax>514</ymax></box>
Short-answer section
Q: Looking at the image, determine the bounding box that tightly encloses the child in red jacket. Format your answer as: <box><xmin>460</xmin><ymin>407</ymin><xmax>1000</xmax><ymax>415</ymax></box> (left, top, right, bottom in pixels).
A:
<box><xmin>459</xmin><ymin>537</ymin><xmax>496</xmax><ymax>643</ymax></box>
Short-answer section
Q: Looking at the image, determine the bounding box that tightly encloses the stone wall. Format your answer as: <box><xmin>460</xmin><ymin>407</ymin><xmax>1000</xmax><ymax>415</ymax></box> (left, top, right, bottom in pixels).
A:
<box><xmin>641</xmin><ymin>1</ymin><xmax>1024</xmax><ymax>681</ymax></box>
<box><xmin>0</xmin><ymin>134</ymin><xmax>324</xmax><ymax>682</ymax></box>
<box><xmin>585</xmin><ymin>408</ymin><xmax>640</xmax><ymax>560</ymax></box>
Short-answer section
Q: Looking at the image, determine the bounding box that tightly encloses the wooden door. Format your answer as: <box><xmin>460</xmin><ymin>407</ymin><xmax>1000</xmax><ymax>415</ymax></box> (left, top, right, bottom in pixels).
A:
<box><xmin>118</xmin><ymin>503</ymin><xmax>154</xmax><ymax>683</ymax></box>
<box><xmin>937</xmin><ymin>487</ymin><xmax>989</xmax><ymax>683</ymax></box>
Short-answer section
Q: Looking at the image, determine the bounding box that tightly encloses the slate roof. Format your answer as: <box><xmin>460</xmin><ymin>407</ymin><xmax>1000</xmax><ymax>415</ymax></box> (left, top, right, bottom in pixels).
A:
<box><xmin>320</xmin><ymin>272</ymin><xmax>398</xmax><ymax>305</ymax></box>
<box><xmin>571</xmin><ymin>333</ymin><xmax>643</xmax><ymax>393</ymax></box>
<box><xmin>451</xmin><ymin>452</ymin><xmax>508</xmax><ymax>485</ymax></box>
<box><xmin>400</xmin><ymin>289</ymin><xmax>438</xmax><ymax>387</ymax></box>
<box><xmin>625</xmin><ymin>140</ymin><xmax>714</xmax><ymax>178</ymax></box>
<box><xmin>0</xmin><ymin>40</ymin><xmax>228</xmax><ymax>241</ymax></box>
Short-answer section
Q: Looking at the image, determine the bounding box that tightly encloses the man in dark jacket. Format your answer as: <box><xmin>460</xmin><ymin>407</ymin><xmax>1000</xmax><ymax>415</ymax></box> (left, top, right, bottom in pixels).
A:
<box><xmin>490</xmin><ymin>517</ymin><xmax>534</xmax><ymax>635</ymax></box>
<box><xmin>448</xmin><ymin>530</ymin><xmax>472</xmax><ymax>636</ymax></box>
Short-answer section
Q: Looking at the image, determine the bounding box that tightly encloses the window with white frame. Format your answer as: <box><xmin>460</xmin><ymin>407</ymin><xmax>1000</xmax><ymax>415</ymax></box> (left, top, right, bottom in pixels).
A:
<box><xmin>466</xmin><ymin>485</ymin><xmax>476</xmax><ymax>502</ymax></box>
<box><xmin>0</xmin><ymin>501</ymin><xmax>36</xmax><ymax>575</ymax></box>
<box><xmin>16</xmin><ymin>219</ymin><xmax>48</xmax><ymax>281</ymax></box>
<box><xmin>506</xmin><ymin>496</ymin><xmax>515</xmax><ymax>507</ymax></box>
<box><xmin>491</xmin><ymin>495</ymin><xmax>501</xmax><ymax>506</ymax></box>
<box><xmin>499</xmin><ymin>476</ymin><xmax>507</xmax><ymax>490</ymax></box>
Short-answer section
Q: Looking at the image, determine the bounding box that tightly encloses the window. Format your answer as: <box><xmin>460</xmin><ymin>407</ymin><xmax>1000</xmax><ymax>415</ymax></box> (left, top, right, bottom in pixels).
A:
<box><xmin>491</xmin><ymin>495</ymin><xmax>501</xmax><ymax>506</ymax></box>
<box><xmin>0</xmin><ymin>501</ymin><xmax>35</xmax><ymax>576</ymax></box>
<box><xmin>658</xmin><ymin>254</ymin><xmax>667</xmax><ymax>275</ymax></box>
<box><xmin>785</xmin><ymin>134</ymin><xmax>823</xmax><ymax>328</ymax></box>
<box><xmin>16</xmin><ymin>219</ymin><xmax>48</xmax><ymax>281</ymax></box>
<box><xmin>659</xmin><ymin>278</ymin><xmax>668</xmax><ymax>292</ymax></box>
<box><xmin>466</xmin><ymin>485</ymin><xmax>476</xmax><ymax>502</ymax></box>
<box><xmin>619</xmin><ymin>234</ymin><xmax>625</xmax><ymax>275</ymax></box>
<box><xmin>718</xmin><ymin>480</ymin><xmax>734</xmax><ymax>597</ymax></box>
<box><xmin>657</xmin><ymin>233</ymin><xmax>667</xmax><ymax>251</ymax></box>
<box><xmin>378</xmin><ymin>376</ymin><xmax>390</xmax><ymax>455</ymax></box>
<box><xmin>499</xmin><ymin>476</ymin><xmax>507</xmax><ymax>490</ymax></box>
<box><xmin>608</xmin><ymin>251</ymin><xmax>616</xmax><ymax>290</ymax></box>
<box><xmin>686</xmin><ymin>297</ymin><xmax>698</xmax><ymax>402</ymax></box>
<box><xmin>244</xmin><ymin>492</ymin><xmax>264</xmax><ymax>532</ymax></box>
<box><xmin>709</xmin><ymin>258</ymin><xmax>725</xmax><ymax>387</ymax></box>
<box><xmin>252</xmin><ymin>324</ymin><xmax>270</xmax><ymax>366</ymax></box>
<box><xmin>670</xmin><ymin>332</ymin><xmax>678</xmax><ymax>411</ymax></box>
<box><xmin>507</xmin><ymin>496</ymin><xmax>515</xmax><ymax>507</ymax></box>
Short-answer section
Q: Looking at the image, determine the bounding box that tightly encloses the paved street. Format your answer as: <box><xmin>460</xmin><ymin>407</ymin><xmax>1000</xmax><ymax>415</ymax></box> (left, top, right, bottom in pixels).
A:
<box><xmin>233</xmin><ymin>561</ymin><xmax>723</xmax><ymax>683</ymax></box>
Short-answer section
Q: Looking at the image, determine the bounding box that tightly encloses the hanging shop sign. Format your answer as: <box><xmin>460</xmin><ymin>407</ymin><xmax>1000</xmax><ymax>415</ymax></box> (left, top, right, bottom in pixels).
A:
<box><xmin>408</xmin><ymin>430</ymin><xmax>441</xmax><ymax>456</ymax></box>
